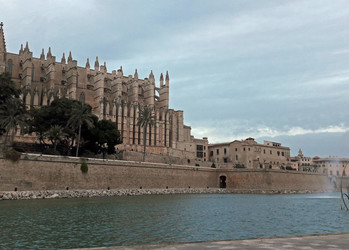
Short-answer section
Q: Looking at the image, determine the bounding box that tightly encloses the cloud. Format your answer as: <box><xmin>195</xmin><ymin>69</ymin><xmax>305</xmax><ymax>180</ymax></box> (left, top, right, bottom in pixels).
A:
<box><xmin>192</xmin><ymin>123</ymin><xmax>349</xmax><ymax>144</ymax></box>
<box><xmin>2</xmin><ymin>0</ymin><xmax>349</xmax><ymax>157</ymax></box>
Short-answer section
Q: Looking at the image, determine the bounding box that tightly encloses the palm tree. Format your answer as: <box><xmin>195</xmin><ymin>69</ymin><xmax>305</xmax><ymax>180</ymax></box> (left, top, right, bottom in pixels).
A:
<box><xmin>0</xmin><ymin>98</ymin><xmax>29</xmax><ymax>149</ymax></box>
<box><xmin>44</xmin><ymin>125</ymin><xmax>68</xmax><ymax>152</ymax></box>
<box><xmin>67</xmin><ymin>102</ymin><xmax>95</xmax><ymax>157</ymax></box>
<box><xmin>137</xmin><ymin>106</ymin><xmax>156</xmax><ymax>162</ymax></box>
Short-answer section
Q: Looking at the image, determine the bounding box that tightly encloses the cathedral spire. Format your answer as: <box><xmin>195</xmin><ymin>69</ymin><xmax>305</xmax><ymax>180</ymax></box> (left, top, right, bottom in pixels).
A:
<box><xmin>149</xmin><ymin>70</ymin><xmax>155</xmax><ymax>83</ymax></box>
<box><xmin>160</xmin><ymin>73</ymin><xmax>164</xmax><ymax>86</ymax></box>
<box><xmin>134</xmin><ymin>69</ymin><xmax>138</xmax><ymax>79</ymax></box>
<box><xmin>94</xmin><ymin>56</ymin><xmax>99</xmax><ymax>71</ymax></box>
<box><xmin>19</xmin><ymin>44</ymin><xmax>23</xmax><ymax>54</ymax></box>
<box><xmin>40</xmin><ymin>49</ymin><xmax>45</xmax><ymax>60</ymax></box>
<box><xmin>86</xmin><ymin>58</ymin><xmax>90</xmax><ymax>68</ymax></box>
<box><xmin>103</xmin><ymin>61</ymin><xmax>107</xmax><ymax>72</ymax></box>
<box><xmin>0</xmin><ymin>22</ymin><xmax>6</xmax><ymax>73</ymax></box>
<box><xmin>117</xmin><ymin>66</ymin><xmax>123</xmax><ymax>77</ymax></box>
<box><xmin>0</xmin><ymin>22</ymin><xmax>6</xmax><ymax>53</ymax></box>
<box><xmin>165</xmin><ymin>71</ymin><xmax>169</xmax><ymax>86</ymax></box>
<box><xmin>61</xmin><ymin>53</ymin><xmax>66</xmax><ymax>64</ymax></box>
<box><xmin>68</xmin><ymin>51</ymin><xmax>72</xmax><ymax>62</ymax></box>
<box><xmin>24</xmin><ymin>41</ymin><xmax>30</xmax><ymax>52</ymax></box>
<box><xmin>47</xmin><ymin>47</ymin><xmax>52</xmax><ymax>58</ymax></box>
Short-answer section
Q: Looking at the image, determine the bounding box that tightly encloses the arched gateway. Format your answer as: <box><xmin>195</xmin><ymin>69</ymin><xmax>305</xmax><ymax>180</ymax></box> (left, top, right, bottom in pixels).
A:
<box><xmin>219</xmin><ymin>175</ymin><xmax>227</xmax><ymax>188</ymax></box>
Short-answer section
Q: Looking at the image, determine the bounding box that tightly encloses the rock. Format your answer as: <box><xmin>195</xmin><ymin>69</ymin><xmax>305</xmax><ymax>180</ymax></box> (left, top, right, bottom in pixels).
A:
<box><xmin>2</xmin><ymin>194</ymin><xmax>9</xmax><ymax>200</ymax></box>
<box><xmin>48</xmin><ymin>193</ymin><xmax>59</xmax><ymax>199</ymax></box>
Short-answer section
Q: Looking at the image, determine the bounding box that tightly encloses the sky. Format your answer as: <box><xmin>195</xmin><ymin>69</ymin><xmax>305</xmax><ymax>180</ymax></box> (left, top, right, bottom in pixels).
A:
<box><xmin>1</xmin><ymin>0</ymin><xmax>349</xmax><ymax>157</ymax></box>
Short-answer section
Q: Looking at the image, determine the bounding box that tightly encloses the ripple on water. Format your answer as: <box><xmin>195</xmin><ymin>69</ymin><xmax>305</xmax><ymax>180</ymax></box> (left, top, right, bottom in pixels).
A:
<box><xmin>0</xmin><ymin>193</ymin><xmax>347</xmax><ymax>248</ymax></box>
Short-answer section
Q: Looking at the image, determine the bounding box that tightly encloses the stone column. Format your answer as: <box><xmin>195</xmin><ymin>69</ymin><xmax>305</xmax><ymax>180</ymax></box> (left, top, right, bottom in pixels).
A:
<box><xmin>134</xmin><ymin>105</ymin><xmax>139</xmax><ymax>145</ymax></box>
<box><xmin>122</xmin><ymin>104</ymin><xmax>128</xmax><ymax>144</ymax></box>
<box><xmin>165</xmin><ymin>111</ymin><xmax>170</xmax><ymax>147</ymax></box>
<box><xmin>155</xmin><ymin>109</ymin><xmax>160</xmax><ymax>146</ymax></box>
<box><xmin>129</xmin><ymin>103</ymin><xmax>134</xmax><ymax>144</ymax></box>
<box><xmin>117</xmin><ymin>103</ymin><xmax>122</xmax><ymax>135</ymax></box>
<box><xmin>112</xmin><ymin>103</ymin><xmax>116</xmax><ymax>123</ymax></box>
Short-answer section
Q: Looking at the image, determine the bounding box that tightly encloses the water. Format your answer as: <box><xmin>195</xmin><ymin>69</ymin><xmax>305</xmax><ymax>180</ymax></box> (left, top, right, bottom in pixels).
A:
<box><xmin>0</xmin><ymin>193</ymin><xmax>348</xmax><ymax>249</ymax></box>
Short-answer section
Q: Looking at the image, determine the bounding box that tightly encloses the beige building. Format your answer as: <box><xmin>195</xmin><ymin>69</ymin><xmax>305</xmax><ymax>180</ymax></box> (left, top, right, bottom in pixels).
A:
<box><xmin>295</xmin><ymin>149</ymin><xmax>315</xmax><ymax>172</ymax></box>
<box><xmin>313</xmin><ymin>157</ymin><xmax>349</xmax><ymax>176</ymax></box>
<box><xmin>208</xmin><ymin>137</ymin><xmax>291</xmax><ymax>169</ymax></box>
<box><xmin>291</xmin><ymin>149</ymin><xmax>349</xmax><ymax>177</ymax></box>
<box><xmin>0</xmin><ymin>23</ymin><xmax>208</xmax><ymax>162</ymax></box>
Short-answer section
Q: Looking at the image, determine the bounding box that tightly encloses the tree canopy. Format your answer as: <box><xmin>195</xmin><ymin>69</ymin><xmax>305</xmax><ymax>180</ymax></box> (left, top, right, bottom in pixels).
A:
<box><xmin>0</xmin><ymin>72</ymin><xmax>122</xmax><ymax>157</ymax></box>
<box><xmin>82</xmin><ymin>119</ymin><xmax>122</xmax><ymax>155</ymax></box>
<box><xmin>67</xmin><ymin>101</ymin><xmax>95</xmax><ymax>157</ymax></box>
<box><xmin>28</xmin><ymin>97</ymin><xmax>121</xmax><ymax>157</ymax></box>
<box><xmin>0</xmin><ymin>72</ymin><xmax>29</xmax><ymax>146</ymax></box>
<box><xmin>0</xmin><ymin>72</ymin><xmax>20</xmax><ymax>105</ymax></box>
<box><xmin>137</xmin><ymin>106</ymin><xmax>156</xmax><ymax>161</ymax></box>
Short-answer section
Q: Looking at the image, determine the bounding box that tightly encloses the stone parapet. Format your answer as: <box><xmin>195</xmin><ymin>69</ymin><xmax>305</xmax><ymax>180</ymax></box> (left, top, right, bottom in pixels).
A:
<box><xmin>0</xmin><ymin>154</ymin><xmax>332</xmax><ymax>193</ymax></box>
<box><xmin>0</xmin><ymin>188</ymin><xmax>324</xmax><ymax>201</ymax></box>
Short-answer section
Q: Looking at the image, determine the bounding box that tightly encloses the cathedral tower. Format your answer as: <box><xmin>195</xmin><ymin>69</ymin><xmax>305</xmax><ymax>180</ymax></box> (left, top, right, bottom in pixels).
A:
<box><xmin>0</xmin><ymin>22</ymin><xmax>6</xmax><ymax>73</ymax></box>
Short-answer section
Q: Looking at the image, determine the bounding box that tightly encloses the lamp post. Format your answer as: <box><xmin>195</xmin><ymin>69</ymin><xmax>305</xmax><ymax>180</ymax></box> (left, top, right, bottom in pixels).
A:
<box><xmin>102</xmin><ymin>142</ymin><xmax>107</xmax><ymax>159</ymax></box>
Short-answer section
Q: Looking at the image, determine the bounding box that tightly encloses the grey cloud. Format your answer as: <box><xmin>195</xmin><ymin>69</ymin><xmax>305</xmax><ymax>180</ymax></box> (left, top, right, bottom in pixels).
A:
<box><xmin>2</xmin><ymin>0</ymin><xmax>349</xmax><ymax>157</ymax></box>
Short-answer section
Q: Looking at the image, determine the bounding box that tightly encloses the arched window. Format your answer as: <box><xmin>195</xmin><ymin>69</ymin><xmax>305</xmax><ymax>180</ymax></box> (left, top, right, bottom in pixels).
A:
<box><xmin>31</xmin><ymin>63</ymin><xmax>35</xmax><ymax>81</ymax></box>
<box><xmin>139</xmin><ymin>86</ymin><xmax>144</xmax><ymax>96</ymax></box>
<box><xmin>6</xmin><ymin>59</ymin><xmax>13</xmax><ymax>75</ymax></box>
<box><xmin>79</xmin><ymin>92</ymin><xmax>85</xmax><ymax>103</ymax></box>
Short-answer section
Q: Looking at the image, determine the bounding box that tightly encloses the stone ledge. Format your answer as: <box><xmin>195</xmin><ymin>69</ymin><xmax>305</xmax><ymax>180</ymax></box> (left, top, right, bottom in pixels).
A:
<box><xmin>0</xmin><ymin>188</ymin><xmax>329</xmax><ymax>201</ymax></box>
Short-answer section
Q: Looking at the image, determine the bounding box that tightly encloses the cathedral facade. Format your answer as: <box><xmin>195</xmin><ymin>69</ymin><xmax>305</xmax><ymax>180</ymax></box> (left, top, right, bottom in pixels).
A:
<box><xmin>0</xmin><ymin>23</ymin><xmax>208</xmax><ymax>163</ymax></box>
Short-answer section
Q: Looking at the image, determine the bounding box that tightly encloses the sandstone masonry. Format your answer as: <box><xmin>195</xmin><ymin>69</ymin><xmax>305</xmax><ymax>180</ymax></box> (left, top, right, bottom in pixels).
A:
<box><xmin>0</xmin><ymin>23</ymin><xmax>208</xmax><ymax>163</ymax></box>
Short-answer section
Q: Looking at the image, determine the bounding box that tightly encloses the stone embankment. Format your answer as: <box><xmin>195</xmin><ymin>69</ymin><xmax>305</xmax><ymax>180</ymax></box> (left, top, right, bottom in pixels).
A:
<box><xmin>0</xmin><ymin>188</ymin><xmax>324</xmax><ymax>201</ymax></box>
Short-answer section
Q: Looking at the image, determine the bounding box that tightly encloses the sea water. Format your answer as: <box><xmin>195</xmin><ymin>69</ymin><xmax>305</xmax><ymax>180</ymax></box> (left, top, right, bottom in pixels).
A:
<box><xmin>0</xmin><ymin>192</ymin><xmax>348</xmax><ymax>248</ymax></box>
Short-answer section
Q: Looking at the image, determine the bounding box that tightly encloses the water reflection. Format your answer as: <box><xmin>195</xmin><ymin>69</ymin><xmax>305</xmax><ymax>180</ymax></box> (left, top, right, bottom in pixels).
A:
<box><xmin>0</xmin><ymin>193</ymin><xmax>347</xmax><ymax>248</ymax></box>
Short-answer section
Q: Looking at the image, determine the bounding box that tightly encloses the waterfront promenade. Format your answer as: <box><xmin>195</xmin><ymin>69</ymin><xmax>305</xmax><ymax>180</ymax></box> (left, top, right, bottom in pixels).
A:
<box><xmin>84</xmin><ymin>233</ymin><xmax>349</xmax><ymax>249</ymax></box>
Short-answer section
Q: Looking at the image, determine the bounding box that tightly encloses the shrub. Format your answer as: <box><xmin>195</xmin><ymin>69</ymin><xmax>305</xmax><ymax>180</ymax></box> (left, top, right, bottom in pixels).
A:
<box><xmin>286</xmin><ymin>166</ymin><xmax>296</xmax><ymax>171</ymax></box>
<box><xmin>13</xmin><ymin>147</ymin><xmax>25</xmax><ymax>153</ymax></box>
<box><xmin>4</xmin><ymin>148</ymin><xmax>21</xmax><ymax>162</ymax></box>
<box><xmin>81</xmin><ymin>149</ymin><xmax>95</xmax><ymax>158</ymax></box>
<box><xmin>80</xmin><ymin>157</ymin><xmax>88</xmax><ymax>174</ymax></box>
<box><xmin>43</xmin><ymin>148</ymin><xmax>60</xmax><ymax>155</ymax></box>
<box><xmin>235</xmin><ymin>163</ymin><xmax>245</xmax><ymax>168</ymax></box>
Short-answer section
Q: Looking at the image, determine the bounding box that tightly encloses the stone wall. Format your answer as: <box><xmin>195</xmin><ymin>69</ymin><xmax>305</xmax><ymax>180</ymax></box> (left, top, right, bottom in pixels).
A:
<box><xmin>219</xmin><ymin>169</ymin><xmax>331</xmax><ymax>192</ymax></box>
<box><xmin>119</xmin><ymin>150</ymin><xmax>212</xmax><ymax>167</ymax></box>
<box><xmin>0</xmin><ymin>154</ymin><xmax>216</xmax><ymax>191</ymax></box>
<box><xmin>0</xmin><ymin>154</ymin><xmax>331</xmax><ymax>192</ymax></box>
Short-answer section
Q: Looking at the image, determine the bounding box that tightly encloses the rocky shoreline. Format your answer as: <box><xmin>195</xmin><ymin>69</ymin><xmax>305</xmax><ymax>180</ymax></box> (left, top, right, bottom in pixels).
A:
<box><xmin>0</xmin><ymin>188</ymin><xmax>329</xmax><ymax>200</ymax></box>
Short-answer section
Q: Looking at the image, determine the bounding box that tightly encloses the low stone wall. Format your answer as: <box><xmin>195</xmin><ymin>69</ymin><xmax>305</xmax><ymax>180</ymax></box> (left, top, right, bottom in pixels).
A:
<box><xmin>0</xmin><ymin>153</ymin><xmax>332</xmax><ymax>194</ymax></box>
<box><xmin>0</xmin><ymin>188</ymin><xmax>320</xmax><ymax>201</ymax></box>
<box><xmin>219</xmin><ymin>169</ymin><xmax>331</xmax><ymax>192</ymax></box>
<box><xmin>120</xmin><ymin>150</ymin><xmax>211</xmax><ymax>167</ymax></box>
<box><xmin>0</xmin><ymin>154</ymin><xmax>216</xmax><ymax>191</ymax></box>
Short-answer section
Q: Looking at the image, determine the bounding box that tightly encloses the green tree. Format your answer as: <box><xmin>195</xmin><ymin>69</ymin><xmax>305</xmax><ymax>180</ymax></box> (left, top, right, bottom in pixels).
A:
<box><xmin>82</xmin><ymin>119</ymin><xmax>122</xmax><ymax>156</ymax></box>
<box><xmin>0</xmin><ymin>72</ymin><xmax>20</xmax><ymax>105</ymax></box>
<box><xmin>44</xmin><ymin>125</ymin><xmax>68</xmax><ymax>152</ymax></box>
<box><xmin>137</xmin><ymin>106</ymin><xmax>156</xmax><ymax>162</ymax></box>
<box><xmin>0</xmin><ymin>98</ymin><xmax>29</xmax><ymax>148</ymax></box>
<box><xmin>29</xmin><ymin>98</ymin><xmax>80</xmax><ymax>151</ymax></box>
<box><xmin>0</xmin><ymin>72</ymin><xmax>22</xmax><ymax>137</ymax></box>
<box><xmin>68</xmin><ymin>102</ymin><xmax>95</xmax><ymax>157</ymax></box>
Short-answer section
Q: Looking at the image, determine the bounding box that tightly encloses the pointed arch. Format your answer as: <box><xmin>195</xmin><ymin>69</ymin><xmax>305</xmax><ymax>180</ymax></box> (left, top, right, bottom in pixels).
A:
<box><xmin>6</xmin><ymin>59</ymin><xmax>13</xmax><ymax>75</ymax></box>
<box><xmin>79</xmin><ymin>92</ymin><xmax>85</xmax><ymax>103</ymax></box>
<box><xmin>31</xmin><ymin>63</ymin><xmax>35</xmax><ymax>82</ymax></box>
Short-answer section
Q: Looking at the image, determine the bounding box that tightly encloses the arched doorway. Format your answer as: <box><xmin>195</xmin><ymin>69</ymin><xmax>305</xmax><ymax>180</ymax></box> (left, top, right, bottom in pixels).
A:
<box><xmin>219</xmin><ymin>176</ymin><xmax>227</xmax><ymax>188</ymax></box>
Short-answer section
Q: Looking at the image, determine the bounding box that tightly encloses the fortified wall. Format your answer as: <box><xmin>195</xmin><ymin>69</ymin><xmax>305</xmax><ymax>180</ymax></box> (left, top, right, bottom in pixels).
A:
<box><xmin>0</xmin><ymin>154</ymin><xmax>332</xmax><ymax>192</ymax></box>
